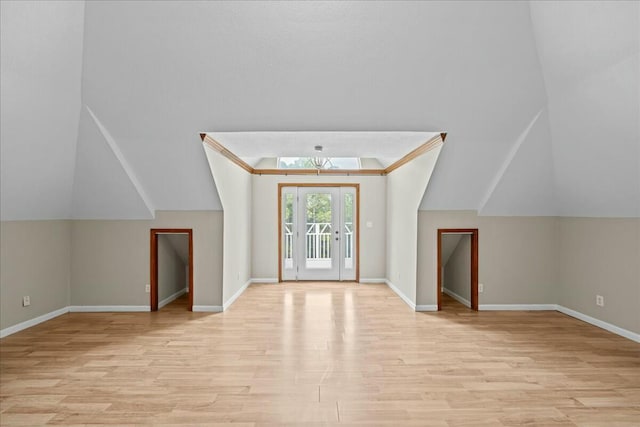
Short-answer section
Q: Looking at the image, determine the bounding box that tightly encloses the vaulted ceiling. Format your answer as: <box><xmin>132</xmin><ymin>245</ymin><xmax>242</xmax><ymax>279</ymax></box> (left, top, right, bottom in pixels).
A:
<box><xmin>1</xmin><ymin>1</ymin><xmax>638</xmax><ymax>220</ymax></box>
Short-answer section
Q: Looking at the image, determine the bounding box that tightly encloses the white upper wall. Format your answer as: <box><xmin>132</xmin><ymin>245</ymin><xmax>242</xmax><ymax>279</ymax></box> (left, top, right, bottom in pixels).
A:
<box><xmin>387</xmin><ymin>144</ymin><xmax>443</xmax><ymax>304</ymax></box>
<box><xmin>530</xmin><ymin>1</ymin><xmax>639</xmax><ymax>217</ymax></box>
<box><xmin>1</xmin><ymin>1</ymin><xmax>637</xmax><ymax>220</ymax></box>
<box><xmin>203</xmin><ymin>146</ymin><xmax>252</xmax><ymax>305</ymax></box>
<box><xmin>1</xmin><ymin>1</ymin><xmax>85</xmax><ymax>220</ymax></box>
<box><xmin>79</xmin><ymin>1</ymin><xmax>548</xmax><ymax>217</ymax></box>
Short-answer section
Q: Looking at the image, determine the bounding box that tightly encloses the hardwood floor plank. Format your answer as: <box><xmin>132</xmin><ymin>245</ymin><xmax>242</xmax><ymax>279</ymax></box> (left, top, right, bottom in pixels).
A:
<box><xmin>1</xmin><ymin>283</ymin><xmax>639</xmax><ymax>426</ymax></box>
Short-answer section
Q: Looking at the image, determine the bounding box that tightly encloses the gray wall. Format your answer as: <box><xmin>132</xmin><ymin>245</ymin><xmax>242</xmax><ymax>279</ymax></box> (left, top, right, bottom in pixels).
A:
<box><xmin>558</xmin><ymin>217</ymin><xmax>639</xmax><ymax>334</ymax></box>
<box><xmin>1</xmin><ymin>221</ymin><xmax>71</xmax><ymax>329</ymax></box>
<box><xmin>165</xmin><ymin>234</ymin><xmax>189</xmax><ymax>264</ymax></box>
<box><xmin>418</xmin><ymin>211</ymin><xmax>639</xmax><ymax>335</ymax></box>
<box><xmin>158</xmin><ymin>234</ymin><xmax>187</xmax><ymax>302</ymax></box>
<box><xmin>443</xmin><ymin>234</ymin><xmax>471</xmax><ymax>304</ymax></box>
<box><xmin>71</xmin><ymin>211</ymin><xmax>223</xmax><ymax>307</ymax></box>
<box><xmin>417</xmin><ymin>211</ymin><xmax>559</xmax><ymax>307</ymax></box>
<box><xmin>440</xmin><ymin>234</ymin><xmax>462</xmax><ymax>268</ymax></box>
<box><xmin>2</xmin><ymin>210</ymin><xmax>637</xmax><ymax>338</ymax></box>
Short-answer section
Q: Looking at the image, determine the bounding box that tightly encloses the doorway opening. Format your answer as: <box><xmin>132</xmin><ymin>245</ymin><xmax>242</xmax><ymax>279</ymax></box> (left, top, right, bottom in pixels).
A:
<box><xmin>437</xmin><ymin>228</ymin><xmax>478</xmax><ymax>311</ymax></box>
<box><xmin>150</xmin><ymin>229</ymin><xmax>193</xmax><ymax>311</ymax></box>
<box><xmin>278</xmin><ymin>184</ymin><xmax>359</xmax><ymax>282</ymax></box>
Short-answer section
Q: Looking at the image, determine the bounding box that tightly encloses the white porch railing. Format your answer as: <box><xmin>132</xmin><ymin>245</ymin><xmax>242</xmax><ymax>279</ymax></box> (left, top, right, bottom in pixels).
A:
<box><xmin>306</xmin><ymin>222</ymin><xmax>332</xmax><ymax>259</ymax></box>
<box><xmin>284</xmin><ymin>223</ymin><xmax>293</xmax><ymax>259</ymax></box>
<box><xmin>284</xmin><ymin>222</ymin><xmax>353</xmax><ymax>266</ymax></box>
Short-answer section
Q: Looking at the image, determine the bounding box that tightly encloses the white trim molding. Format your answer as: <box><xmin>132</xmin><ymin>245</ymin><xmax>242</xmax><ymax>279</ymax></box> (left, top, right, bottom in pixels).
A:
<box><xmin>443</xmin><ymin>288</ymin><xmax>471</xmax><ymax>308</ymax></box>
<box><xmin>416</xmin><ymin>305</ymin><xmax>438</xmax><ymax>312</ymax></box>
<box><xmin>158</xmin><ymin>288</ymin><xmax>187</xmax><ymax>309</ymax></box>
<box><xmin>192</xmin><ymin>305</ymin><xmax>223</xmax><ymax>312</ymax></box>
<box><xmin>223</xmin><ymin>279</ymin><xmax>252</xmax><ymax>311</ymax></box>
<box><xmin>250</xmin><ymin>278</ymin><xmax>279</xmax><ymax>284</ymax></box>
<box><xmin>0</xmin><ymin>306</ymin><xmax>69</xmax><ymax>338</ymax></box>
<box><xmin>479</xmin><ymin>304</ymin><xmax>556</xmax><ymax>311</ymax></box>
<box><xmin>69</xmin><ymin>305</ymin><xmax>151</xmax><ymax>312</ymax></box>
<box><xmin>385</xmin><ymin>280</ymin><xmax>416</xmax><ymax>310</ymax></box>
<box><xmin>3</xmin><ymin>295</ymin><xmax>637</xmax><ymax>344</ymax></box>
<box><xmin>359</xmin><ymin>278</ymin><xmax>387</xmax><ymax>284</ymax></box>
<box><xmin>556</xmin><ymin>305</ymin><xmax>640</xmax><ymax>344</ymax></box>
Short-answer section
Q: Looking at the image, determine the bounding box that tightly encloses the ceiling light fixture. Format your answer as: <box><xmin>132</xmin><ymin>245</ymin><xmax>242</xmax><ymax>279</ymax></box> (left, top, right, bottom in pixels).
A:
<box><xmin>310</xmin><ymin>145</ymin><xmax>331</xmax><ymax>170</ymax></box>
<box><xmin>310</xmin><ymin>157</ymin><xmax>330</xmax><ymax>170</ymax></box>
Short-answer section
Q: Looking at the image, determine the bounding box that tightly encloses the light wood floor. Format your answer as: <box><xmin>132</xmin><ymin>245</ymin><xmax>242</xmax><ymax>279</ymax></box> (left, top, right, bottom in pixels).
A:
<box><xmin>1</xmin><ymin>283</ymin><xmax>639</xmax><ymax>426</ymax></box>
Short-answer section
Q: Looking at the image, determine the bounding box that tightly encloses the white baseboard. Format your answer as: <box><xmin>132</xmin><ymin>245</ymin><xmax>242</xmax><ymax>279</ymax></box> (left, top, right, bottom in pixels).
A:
<box><xmin>0</xmin><ymin>306</ymin><xmax>69</xmax><ymax>339</ymax></box>
<box><xmin>250</xmin><ymin>278</ymin><xmax>279</xmax><ymax>284</ymax></box>
<box><xmin>479</xmin><ymin>304</ymin><xmax>556</xmax><ymax>311</ymax></box>
<box><xmin>359</xmin><ymin>278</ymin><xmax>387</xmax><ymax>284</ymax></box>
<box><xmin>158</xmin><ymin>288</ymin><xmax>187</xmax><ymax>309</ymax></box>
<box><xmin>556</xmin><ymin>305</ymin><xmax>640</xmax><ymax>343</ymax></box>
<box><xmin>443</xmin><ymin>288</ymin><xmax>471</xmax><ymax>308</ymax></box>
<box><xmin>69</xmin><ymin>305</ymin><xmax>151</xmax><ymax>312</ymax></box>
<box><xmin>223</xmin><ymin>279</ymin><xmax>252</xmax><ymax>310</ymax></box>
<box><xmin>192</xmin><ymin>305</ymin><xmax>223</xmax><ymax>312</ymax></box>
<box><xmin>196</xmin><ymin>278</ymin><xmax>273</xmax><ymax>313</ymax></box>
<box><xmin>416</xmin><ymin>305</ymin><xmax>438</xmax><ymax>312</ymax></box>
<box><xmin>385</xmin><ymin>280</ymin><xmax>416</xmax><ymax>310</ymax></box>
<box><xmin>4</xmin><ymin>294</ymin><xmax>637</xmax><ymax>345</ymax></box>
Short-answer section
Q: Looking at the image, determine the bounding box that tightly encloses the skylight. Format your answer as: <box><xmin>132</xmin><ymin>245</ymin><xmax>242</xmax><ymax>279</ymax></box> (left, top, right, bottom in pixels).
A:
<box><xmin>278</xmin><ymin>157</ymin><xmax>361</xmax><ymax>170</ymax></box>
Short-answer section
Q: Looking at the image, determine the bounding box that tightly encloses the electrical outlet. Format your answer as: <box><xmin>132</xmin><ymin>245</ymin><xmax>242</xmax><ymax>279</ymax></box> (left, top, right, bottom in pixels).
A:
<box><xmin>22</xmin><ymin>296</ymin><xmax>30</xmax><ymax>307</ymax></box>
<box><xmin>596</xmin><ymin>295</ymin><xmax>604</xmax><ymax>307</ymax></box>
<box><xmin>145</xmin><ymin>284</ymin><xmax>150</xmax><ymax>293</ymax></box>
<box><xmin>478</xmin><ymin>283</ymin><xmax>484</xmax><ymax>293</ymax></box>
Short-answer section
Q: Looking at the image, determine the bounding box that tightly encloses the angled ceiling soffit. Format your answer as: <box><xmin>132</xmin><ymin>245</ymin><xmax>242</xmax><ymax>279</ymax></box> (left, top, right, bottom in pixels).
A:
<box><xmin>199</xmin><ymin>132</ymin><xmax>446</xmax><ymax>177</ymax></box>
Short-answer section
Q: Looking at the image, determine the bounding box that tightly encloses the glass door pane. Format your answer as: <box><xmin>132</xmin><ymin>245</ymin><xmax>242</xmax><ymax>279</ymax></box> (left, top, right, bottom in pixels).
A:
<box><xmin>340</xmin><ymin>188</ymin><xmax>356</xmax><ymax>281</ymax></box>
<box><xmin>297</xmin><ymin>188</ymin><xmax>340</xmax><ymax>280</ymax></box>
<box><xmin>305</xmin><ymin>192</ymin><xmax>333</xmax><ymax>270</ymax></box>
<box><xmin>284</xmin><ymin>193</ymin><xmax>294</xmax><ymax>269</ymax></box>
<box><xmin>282</xmin><ymin>186</ymin><xmax>355</xmax><ymax>282</ymax></box>
<box><xmin>343</xmin><ymin>192</ymin><xmax>354</xmax><ymax>270</ymax></box>
<box><xmin>281</xmin><ymin>188</ymin><xmax>297</xmax><ymax>281</ymax></box>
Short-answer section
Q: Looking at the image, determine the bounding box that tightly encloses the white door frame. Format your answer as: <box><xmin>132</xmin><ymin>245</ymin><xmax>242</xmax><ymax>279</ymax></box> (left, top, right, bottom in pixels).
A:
<box><xmin>278</xmin><ymin>184</ymin><xmax>359</xmax><ymax>282</ymax></box>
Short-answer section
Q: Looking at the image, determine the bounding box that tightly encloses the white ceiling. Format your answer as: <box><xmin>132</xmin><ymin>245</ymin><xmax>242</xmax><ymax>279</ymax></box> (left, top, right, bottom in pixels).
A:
<box><xmin>1</xmin><ymin>1</ymin><xmax>638</xmax><ymax>220</ymax></box>
<box><xmin>527</xmin><ymin>1</ymin><xmax>639</xmax><ymax>217</ymax></box>
<box><xmin>1</xmin><ymin>0</ymin><xmax>84</xmax><ymax>219</ymax></box>
<box><xmin>208</xmin><ymin>131</ymin><xmax>440</xmax><ymax>167</ymax></box>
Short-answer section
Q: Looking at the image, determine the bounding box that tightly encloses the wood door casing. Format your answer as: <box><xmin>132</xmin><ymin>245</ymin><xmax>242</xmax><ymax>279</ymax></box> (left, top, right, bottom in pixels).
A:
<box><xmin>437</xmin><ymin>229</ymin><xmax>478</xmax><ymax>311</ymax></box>
<box><xmin>150</xmin><ymin>229</ymin><xmax>193</xmax><ymax>311</ymax></box>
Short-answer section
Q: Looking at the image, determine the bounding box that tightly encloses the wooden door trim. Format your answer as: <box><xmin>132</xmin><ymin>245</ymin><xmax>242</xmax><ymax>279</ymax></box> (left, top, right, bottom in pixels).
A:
<box><xmin>278</xmin><ymin>183</ymin><xmax>360</xmax><ymax>283</ymax></box>
<box><xmin>150</xmin><ymin>228</ymin><xmax>194</xmax><ymax>312</ymax></box>
<box><xmin>437</xmin><ymin>228</ymin><xmax>478</xmax><ymax>311</ymax></box>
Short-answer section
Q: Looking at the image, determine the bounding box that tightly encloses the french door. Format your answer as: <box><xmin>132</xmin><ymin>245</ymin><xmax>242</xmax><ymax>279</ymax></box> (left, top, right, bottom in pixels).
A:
<box><xmin>281</xmin><ymin>186</ymin><xmax>357</xmax><ymax>281</ymax></box>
